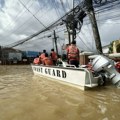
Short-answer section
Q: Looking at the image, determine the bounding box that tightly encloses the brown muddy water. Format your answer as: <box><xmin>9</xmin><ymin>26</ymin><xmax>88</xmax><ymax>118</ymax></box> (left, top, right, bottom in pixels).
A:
<box><xmin>0</xmin><ymin>65</ymin><xmax>120</xmax><ymax>120</ymax></box>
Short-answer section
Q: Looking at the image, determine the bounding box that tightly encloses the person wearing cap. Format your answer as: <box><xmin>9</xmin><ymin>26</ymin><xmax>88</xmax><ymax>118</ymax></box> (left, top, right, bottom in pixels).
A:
<box><xmin>66</xmin><ymin>41</ymin><xmax>80</xmax><ymax>67</ymax></box>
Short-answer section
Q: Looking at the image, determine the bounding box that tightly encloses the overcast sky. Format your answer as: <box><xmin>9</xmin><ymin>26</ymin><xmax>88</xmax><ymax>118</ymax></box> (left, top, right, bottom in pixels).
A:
<box><xmin>0</xmin><ymin>0</ymin><xmax>120</xmax><ymax>53</ymax></box>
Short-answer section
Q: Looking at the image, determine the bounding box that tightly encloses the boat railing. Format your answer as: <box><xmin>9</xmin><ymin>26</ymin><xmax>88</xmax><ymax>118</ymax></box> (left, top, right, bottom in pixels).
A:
<box><xmin>60</xmin><ymin>61</ymin><xmax>76</xmax><ymax>68</ymax></box>
<box><xmin>83</xmin><ymin>68</ymin><xmax>99</xmax><ymax>87</ymax></box>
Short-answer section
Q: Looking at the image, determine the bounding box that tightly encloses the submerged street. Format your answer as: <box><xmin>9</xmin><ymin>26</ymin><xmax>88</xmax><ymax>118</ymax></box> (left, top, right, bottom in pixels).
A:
<box><xmin>0</xmin><ymin>65</ymin><xmax>120</xmax><ymax>120</ymax></box>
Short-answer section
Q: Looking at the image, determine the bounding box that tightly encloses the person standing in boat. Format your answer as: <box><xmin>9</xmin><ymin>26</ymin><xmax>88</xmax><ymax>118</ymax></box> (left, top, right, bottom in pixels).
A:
<box><xmin>38</xmin><ymin>52</ymin><xmax>42</xmax><ymax>64</ymax></box>
<box><xmin>43</xmin><ymin>53</ymin><xmax>53</xmax><ymax>65</ymax></box>
<box><xmin>39</xmin><ymin>49</ymin><xmax>46</xmax><ymax>64</ymax></box>
<box><xmin>66</xmin><ymin>41</ymin><xmax>80</xmax><ymax>67</ymax></box>
<box><xmin>50</xmin><ymin>48</ymin><xmax>57</xmax><ymax>65</ymax></box>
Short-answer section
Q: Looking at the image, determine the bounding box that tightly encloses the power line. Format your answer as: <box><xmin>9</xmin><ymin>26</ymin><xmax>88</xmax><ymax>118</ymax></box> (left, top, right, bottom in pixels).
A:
<box><xmin>59</xmin><ymin>0</ymin><xmax>66</xmax><ymax>13</ymax></box>
<box><xmin>77</xmin><ymin>34</ymin><xmax>93</xmax><ymax>52</ymax></box>
<box><xmin>19</xmin><ymin>0</ymin><xmax>47</xmax><ymax>28</ymax></box>
<box><xmin>66</xmin><ymin>0</ymin><xmax>71</xmax><ymax>9</ymax></box>
<box><xmin>4</xmin><ymin>0</ymin><xmax>120</xmax><ymax>49</ymax></box>
<box><xmin>2</xmin><ymin>0</ymin><xmax>33</xmax><ymax>30</ymax></box>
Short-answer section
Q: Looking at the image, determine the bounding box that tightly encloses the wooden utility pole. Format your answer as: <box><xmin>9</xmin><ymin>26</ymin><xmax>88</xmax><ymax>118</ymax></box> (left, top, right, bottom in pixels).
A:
<box><xmin>53</xmin><ymin>30</ymin><xmax>58</xmax><ymax>55</ymax></box>
<box><xmin>0</xmin><ymin>46</ymin><xmax>1</xmax><ymax>61</ymax></box>
<box><xmin>68</xmin><ymin>32</ymin><xmax>71</xmax><ymax>44</ymax></box>
<box><xmin>85</xmin><ymin>0</ymin><xmax>103</xmax><ymax>54</ymax></box>
<box><xmin>72</xmin><ymin>0</ymin><xmax>75</xmax><ymax>42</ymax></box>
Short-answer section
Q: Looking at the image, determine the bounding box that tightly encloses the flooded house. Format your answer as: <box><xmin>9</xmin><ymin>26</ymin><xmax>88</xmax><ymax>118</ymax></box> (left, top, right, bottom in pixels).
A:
<box><xmin>0</xmin><ymin>47</ymin><xmax>22</xmax><ymax>65</ymax></box>
<box><xmin>0</xmin><ymin>46</ymin><xmax>39</xmax><ymax>65</ymax></box>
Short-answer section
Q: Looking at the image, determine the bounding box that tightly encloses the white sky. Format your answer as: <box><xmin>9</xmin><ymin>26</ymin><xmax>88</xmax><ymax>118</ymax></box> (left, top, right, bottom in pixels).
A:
<box><xmin>0</xmin><ymin>0</ymin><xmax>120</xmax><ymax>53</ymax></box>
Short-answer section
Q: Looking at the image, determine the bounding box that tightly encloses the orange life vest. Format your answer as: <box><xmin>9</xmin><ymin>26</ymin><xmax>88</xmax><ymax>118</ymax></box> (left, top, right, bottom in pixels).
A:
<box><xmin>40</xmin><ymin>53</ymin><xmax>45</xmax><ymax>63</ymax></box>
<box><xmin>43</xmin><ymin>57</ymin><xmax>53</xmax><ymax>65</ymax></box>
<box><xmin>51</xmin><ymin>51</ymin><xmax>57</xmax><ymax>60</ymax></box>
<box><xmin>67</xmin><ymin>45</ymin><xmax>79</xmax><ymax>60</ymax></box>
<box><xmin>33</xmin><ymin>58</ymin><xmax>40</xmax><ymax>64</ymax></box>
<box><xmin>40</xmin><ymin>53</ymin><xmax>45</xmax><ymax>59</ymax></box>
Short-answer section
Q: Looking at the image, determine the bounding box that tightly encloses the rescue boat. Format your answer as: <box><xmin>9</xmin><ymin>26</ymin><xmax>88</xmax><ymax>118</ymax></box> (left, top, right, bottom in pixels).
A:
<box><xmin>31</xmin><ymin>55</ymin><xmax>120</xmax><ymax>91</ymax></box>
<box><xmin>31</xmin><ymin>61</ymin><xmax>101</xmax><ymax>91</ymax></box>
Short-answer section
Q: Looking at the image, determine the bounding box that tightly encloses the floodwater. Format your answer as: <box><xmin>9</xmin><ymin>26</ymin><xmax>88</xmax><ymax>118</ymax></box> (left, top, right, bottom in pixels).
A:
<box><xmin>0</xmin><ymin>65</ymin><xmax>120</xmax><ymax>120</ymax></box>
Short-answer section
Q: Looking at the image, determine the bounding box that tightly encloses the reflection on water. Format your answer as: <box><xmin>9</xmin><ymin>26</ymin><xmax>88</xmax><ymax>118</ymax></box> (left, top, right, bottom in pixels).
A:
<box><xmin>0</xmin><ymin>65</ymin><xmax>120</xmax><ymax>120</ymax></box>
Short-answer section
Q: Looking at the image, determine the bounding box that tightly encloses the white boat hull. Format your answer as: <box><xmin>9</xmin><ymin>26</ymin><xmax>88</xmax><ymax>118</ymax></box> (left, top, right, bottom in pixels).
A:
<box><xmin>31</xmin><ymin>64</ymin><xmax>100</xmax><ymax>90</ymax></box>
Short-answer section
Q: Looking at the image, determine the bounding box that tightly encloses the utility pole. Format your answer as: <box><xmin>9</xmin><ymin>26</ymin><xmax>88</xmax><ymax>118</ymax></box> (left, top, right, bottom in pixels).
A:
<box><xmin>53</xmin><ymin>30</ymin><xmax>58</xmax><ymax>55</ymax></box>
<box><xmin>85</xmin><ymin>0</ymin><xmax>103</xmax><ymax>54</ymax></box>
<box><xmin>0</xmin><ymin>46</ymin><xmax>2</xmax><ymax>64</ymax></box>
<box><xmin>72</xmin><ymin>0</ymin><xmax>75</xmax><ymax>42</ymax></box>
<box><xmin>0</xmin><ymin>46</ymin><xmax>1</xmax><ymax>60</ymax></box>
<box><xmin>68</xmin><ymin>32</ymin><xmax>71</xmax><ymax>44</ymax></box>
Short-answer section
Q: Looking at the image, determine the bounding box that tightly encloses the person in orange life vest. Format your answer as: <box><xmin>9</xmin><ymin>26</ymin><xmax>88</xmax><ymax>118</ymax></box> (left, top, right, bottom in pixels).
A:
<box><xmin>38</xmin><ymin>52</ymin><xmax>42</xmax><ymax>64</ymax></box>
<box><xmin>65</xmin><ymin>44</ymin><xmax>70</xmax><ymax>63</ymax></box>
<box><xmin>43</xmin><ymin>53</ymin><xmax>53</xmax><ymax>65</ymax></box>
<box><xmin>40</xmin><ymin>50</ymin><xmax>46</xmax><ymax>64</ymax></box>
<box><xmin>33</xmin><ymin>55</ymin><xmax>40</xmax><ymax>64</ymax></box>
<box><xmin>66</xmin><ymin>40</ymin><xmax>80</xmax><ymax>67</ymax></box>
<box><xmin>50</xmin><ymin>48</ymin><xmax>57</xmax><ymax>65</ymax></box>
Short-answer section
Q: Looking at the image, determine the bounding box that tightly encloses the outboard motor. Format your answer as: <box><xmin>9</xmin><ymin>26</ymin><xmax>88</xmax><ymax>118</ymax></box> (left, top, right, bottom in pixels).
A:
<box><xmin>92</xmin><ymin>55</ymin><xmax>120</xmax><ymax>87</ymax></box>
